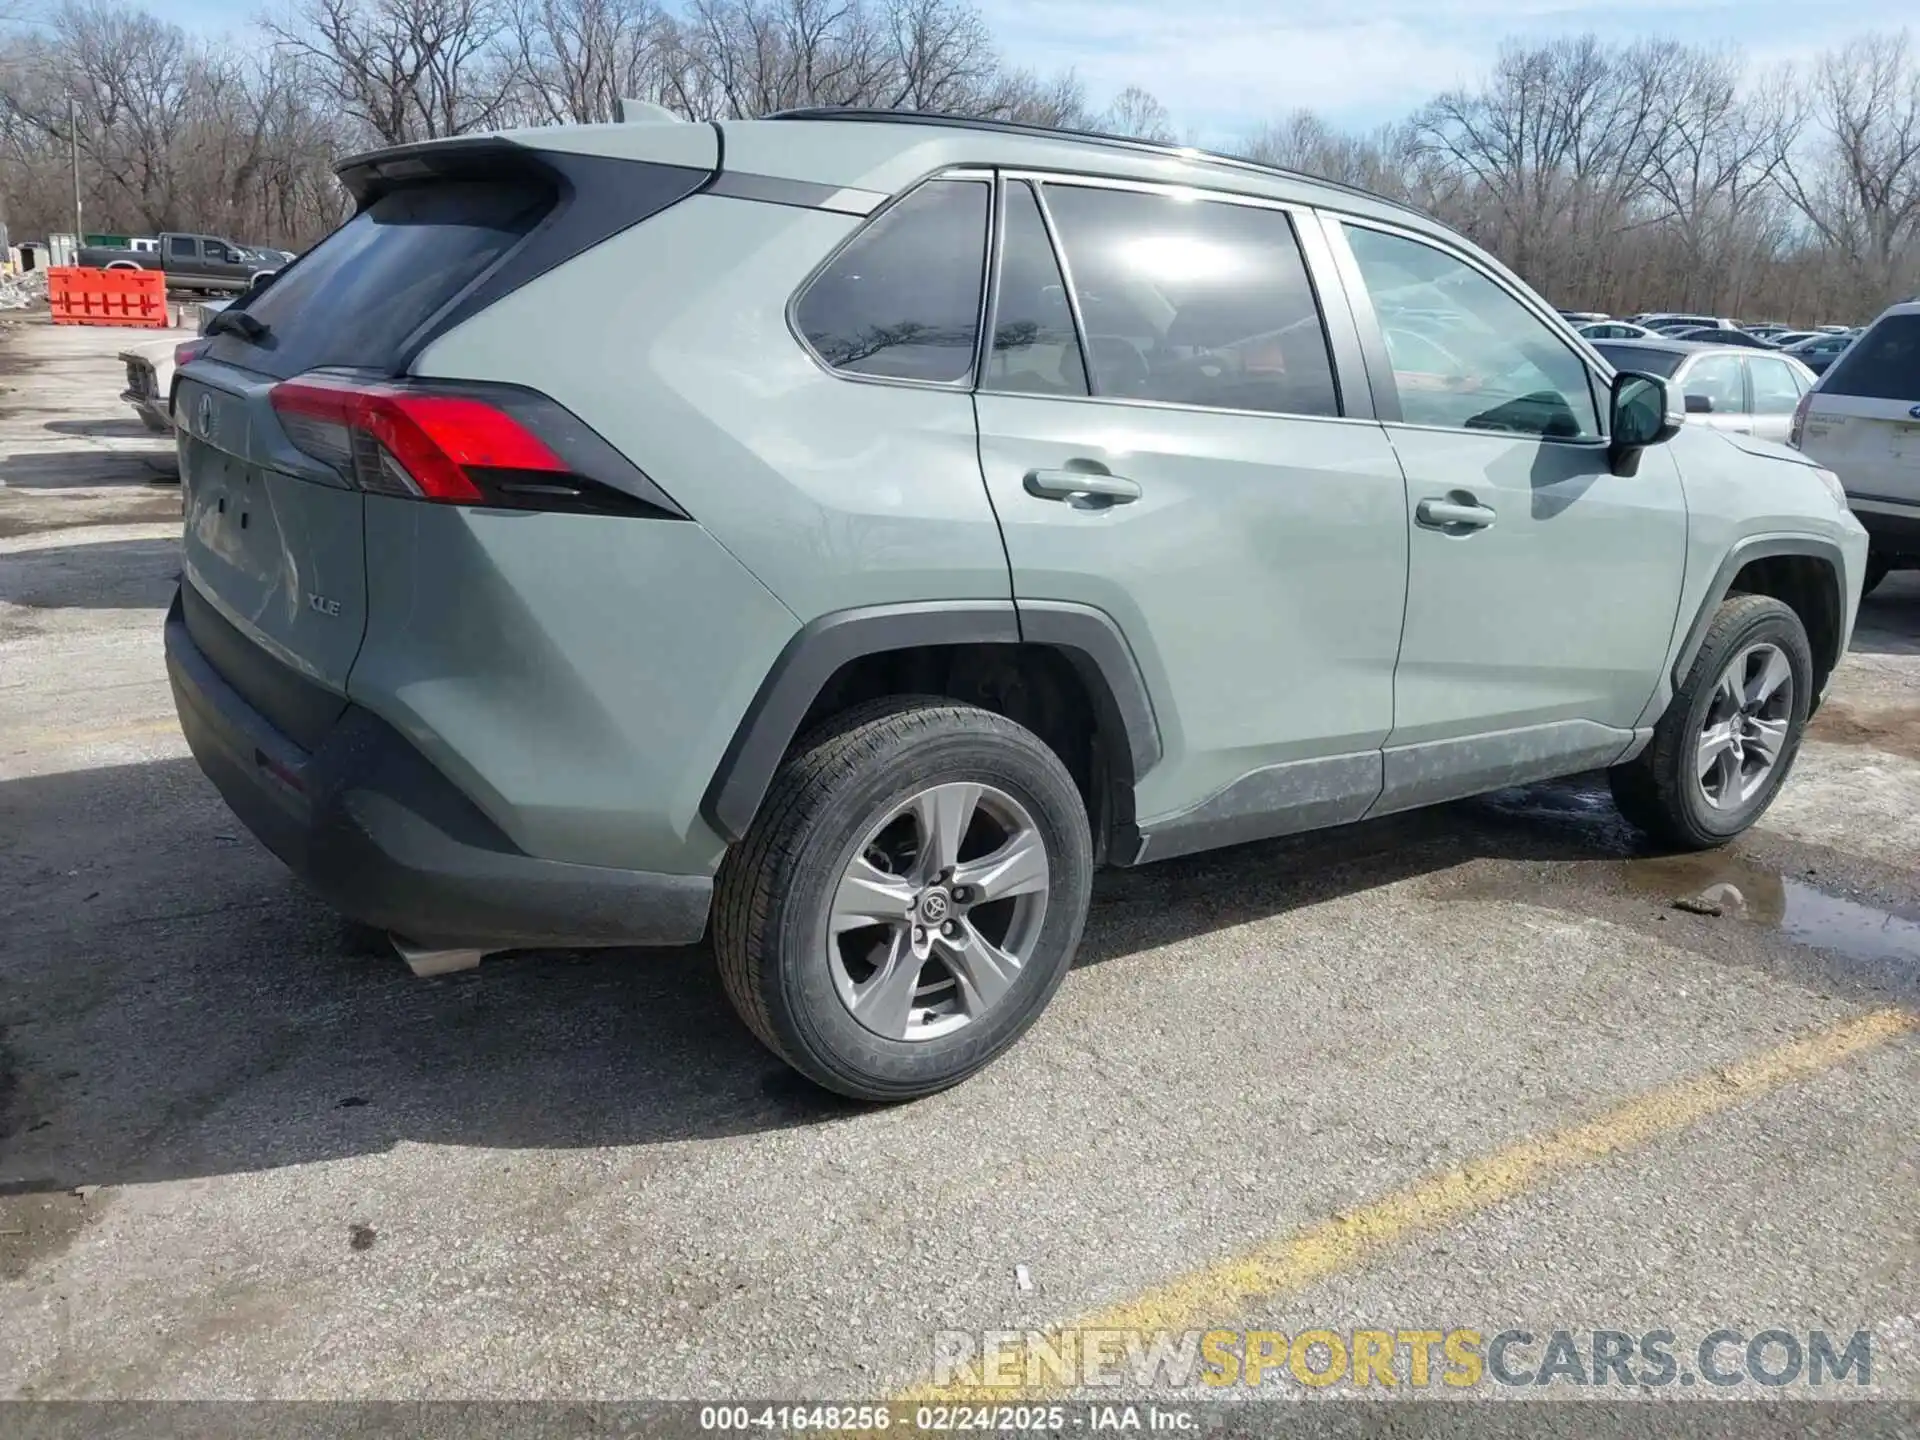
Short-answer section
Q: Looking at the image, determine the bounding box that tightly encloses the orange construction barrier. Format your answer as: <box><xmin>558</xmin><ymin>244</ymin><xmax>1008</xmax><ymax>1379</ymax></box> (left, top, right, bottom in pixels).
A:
<box><xmin>47</xmin><ymin>266</ymin><xmax>170</xmax><ymax>328</ymax></box>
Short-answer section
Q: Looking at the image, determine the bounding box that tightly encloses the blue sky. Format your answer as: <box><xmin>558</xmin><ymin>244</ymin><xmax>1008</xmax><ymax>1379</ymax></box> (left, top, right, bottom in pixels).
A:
<box><xmin>181</xmin><ymin>0</ymin><xmax>1901</xmax><ymax>144</ymax></box>
<box><xmin>976</xmin><ymin>0</ymin><xmax>1903</xmax><ymax>142</ymax></box>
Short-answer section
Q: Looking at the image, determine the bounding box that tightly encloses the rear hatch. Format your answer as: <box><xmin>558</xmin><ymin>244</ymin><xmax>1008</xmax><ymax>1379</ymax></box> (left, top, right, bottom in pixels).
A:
<box><xmin>175</xmin><ymin>135</ymin><xmax>713</xmax><ymax>750</ymax></box>
<box><xmin>1798</xmin><ymin>312</ymin><xmax>1920</xmax><ymax>508</ymax></box>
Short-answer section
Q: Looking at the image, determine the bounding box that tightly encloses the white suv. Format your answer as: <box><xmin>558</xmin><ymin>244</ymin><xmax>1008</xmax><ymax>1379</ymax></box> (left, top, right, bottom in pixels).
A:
<box><xmin>1792</xmin><ymin>300</ymin><xmax>1920</xmax><ymax>594</ymax></box>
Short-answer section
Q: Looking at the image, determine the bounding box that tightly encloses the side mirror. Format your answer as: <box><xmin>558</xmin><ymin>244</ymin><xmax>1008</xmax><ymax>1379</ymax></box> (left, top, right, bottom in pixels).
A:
<box><xmin>1608</xmin><ymin>371</ymin><xmax>1682</xmax><ymax>477</ymax></box>
<box><xmin>1684</xmin><ymin>393</ymin><xmax>1714</xmax><ymax>414</ymax></box>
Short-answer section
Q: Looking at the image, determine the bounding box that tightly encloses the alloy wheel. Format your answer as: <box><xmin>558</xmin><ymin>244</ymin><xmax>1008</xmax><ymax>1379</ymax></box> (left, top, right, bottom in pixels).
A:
<box><xmin>1695</xmin><ymin>642</ymin><xmax>1794</xmax><ymax>811</ymax></box>
<box><xmin>826</xmin><ymin>782</ymin><xmax>1051</xmax><ymax>1041</ymax></box>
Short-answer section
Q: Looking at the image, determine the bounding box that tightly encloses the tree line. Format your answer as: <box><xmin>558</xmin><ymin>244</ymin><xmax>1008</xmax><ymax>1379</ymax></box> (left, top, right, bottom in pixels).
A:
<box><xmin>2</xmin><ymin>0</ymin><xmax>1916</xmax><ymax>324</ymax></box>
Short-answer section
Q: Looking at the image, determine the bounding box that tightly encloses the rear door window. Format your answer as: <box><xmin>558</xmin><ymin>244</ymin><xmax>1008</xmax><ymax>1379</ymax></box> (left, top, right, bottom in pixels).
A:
<box><xmin>1822</xmin><ymin>315</ymin><xmax>1920</xmax><ymax>400</ymax></box>
<box><xmin>204</xmin><ymin>178</ymin><xmax>554</xmax><ymax>380</ymax></box>
<box><xmin>1748</xmin><ymin>356</ymin><xmax>1804</xmax><ymax>414</ymax></box>
<box><xmin>1041</xmin><ymin>183</ymin><xmax>1339</xmax><ymax>417</ymax></box>
<box><xmin>1682</xmin><ymin>354</ymin><xmax>1746</xmax><ymax>415</ymax></box>
<box><xmin>168</xmin><ymin>236</ymin><xmax>199</xmax><ymax>259</ymax></box>
<box><xmin>794</xmin><ymin>179</ymin><xmax>990</xmax><ymax>385</ymax></box>
<box><xmin>983</xmin><ymin>180</ymin><xmax>1088</xmax><ymax>398</ymax></box>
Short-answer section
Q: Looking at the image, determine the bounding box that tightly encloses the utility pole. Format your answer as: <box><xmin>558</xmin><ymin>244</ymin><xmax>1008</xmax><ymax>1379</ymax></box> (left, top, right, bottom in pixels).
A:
<box><xmin>69</xmin><ymin>93</ymin><xmax>83</xmax><ymax>246</ymax></box>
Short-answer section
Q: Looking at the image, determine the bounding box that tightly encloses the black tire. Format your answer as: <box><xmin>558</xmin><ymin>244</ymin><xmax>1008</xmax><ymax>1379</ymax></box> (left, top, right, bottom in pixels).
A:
<box><xmin>712</xmin><ymin>697</ymin><xmax>1093</xmax><ymax>1102</ymax></box>
<box><xmin>1862</xmin><ymin>553</ymin><xmax>1892</xmax><ymax>598</ymax></box>
<box><xmin>1609</xmin><ymin>594</ymin><xmax>1813</xmax><ymax>850</ymax></box>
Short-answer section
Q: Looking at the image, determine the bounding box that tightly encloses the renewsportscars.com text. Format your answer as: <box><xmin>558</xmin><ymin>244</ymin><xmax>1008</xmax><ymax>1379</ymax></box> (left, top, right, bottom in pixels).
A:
<box><xmin>932</xmin><ymin>1326</ymin><xmax>1874</xmax><ymax>1391</ymax></box>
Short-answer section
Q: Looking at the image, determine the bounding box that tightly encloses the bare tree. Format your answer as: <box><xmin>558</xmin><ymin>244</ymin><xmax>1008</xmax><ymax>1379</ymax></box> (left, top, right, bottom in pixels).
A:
<box><xmin>1777</xmin><ymin>30</ymin><xmax>1920</xmax><ymax>311</ymax></box>
<box><xmin>1098</xmin><ymin>83</ymin><xmax>1172</xmax><ymax>142</ymax></box>
<box><xmin>505</xmin><ymin>0</ymin><xmax>676</xmax><ymax>125</ymax></box>
<box><xmin>1</xmin><ymin>5</ymin><xmax>1916</xmax><ymax>324</ymax></box>
<box><xmin>265</xmin><ymin>0</ymin><xmax>519</xmax><ymax>145</ymax></box>
<box><xmin>1643</xmin><ymin>50</ymin><xmax>1791</xmax><ymax>311</ymax></box>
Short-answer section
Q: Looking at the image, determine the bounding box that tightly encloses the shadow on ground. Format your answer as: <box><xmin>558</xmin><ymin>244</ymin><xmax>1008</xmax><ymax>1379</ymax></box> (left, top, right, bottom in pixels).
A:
<box><xmin>3</xmin><ymin>747</ymin><xmax>1914</xmax><ymax>1210</ymax></box>
<box><xmin>43</xmin><ymin>419</ymin><xmax>164</xmax><ymax>441</ymax></box>
<box><xmin>0</xmin><ymin>537</ymin><xmax>178</xmax><ymax>610</ymax></box>
<box><xmin>0</xmin><ymin>449</ymin><xmax>175</xmax><ymax>489</ymax></box>
<box><xmin>1851</xmin><ymin>570</ymin><xmax>1920</xmax><ymax>656</ymax></box>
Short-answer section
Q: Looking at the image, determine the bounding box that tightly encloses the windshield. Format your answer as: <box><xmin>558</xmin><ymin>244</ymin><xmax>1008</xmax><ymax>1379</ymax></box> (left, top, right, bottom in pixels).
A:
<box><xmin>1595</xmin><ymin>344</ymin><xmax>1683</xmax><ymax>379</ymax></box>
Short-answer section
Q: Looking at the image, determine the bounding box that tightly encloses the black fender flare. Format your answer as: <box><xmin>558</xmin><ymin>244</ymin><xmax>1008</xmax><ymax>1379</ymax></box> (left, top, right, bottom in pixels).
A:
<box><xmin>701</xmin><ymin>599</ymin><xmax>1162</xmax><ymax>842</ymax></box>
<box><xmin>1647</xmin><ymin>533</ymin><xmax>1848</xmax><ymax>726</ymax></box>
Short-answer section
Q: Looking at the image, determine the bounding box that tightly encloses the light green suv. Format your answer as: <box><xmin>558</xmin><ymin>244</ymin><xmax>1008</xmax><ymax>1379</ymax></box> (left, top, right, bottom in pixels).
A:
<box><xmin>166</xmin><ymin>110</ymin><xmax>1869</xmax><ymax>1100</ymax></box>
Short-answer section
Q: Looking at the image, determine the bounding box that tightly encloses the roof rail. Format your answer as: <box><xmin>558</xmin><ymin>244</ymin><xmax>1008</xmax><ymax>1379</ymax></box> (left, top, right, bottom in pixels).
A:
<box><xmin>763</xmin><ymin>107</ymin><xmax>1418</xmax><ymax>216</ymax></box>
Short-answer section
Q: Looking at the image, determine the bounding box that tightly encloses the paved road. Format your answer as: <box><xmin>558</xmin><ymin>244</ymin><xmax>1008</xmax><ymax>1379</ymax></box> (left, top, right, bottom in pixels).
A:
<box><xmin>1</xmin><ymin>320</ymin><xmax>1916</xmax><ymax>1405</ymax></box>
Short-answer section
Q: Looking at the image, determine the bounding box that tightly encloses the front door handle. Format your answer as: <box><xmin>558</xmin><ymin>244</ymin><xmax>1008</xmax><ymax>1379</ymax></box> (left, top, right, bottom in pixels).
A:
<box><xmin>1415</xmin><ymin>496</ymin><xmax>1497</xmax><ymax>531</ymax></box>
<box><xmin>1024</xmin><ymin>468</ymin><xmax>1142</xmax><ymax>505</ymax></box>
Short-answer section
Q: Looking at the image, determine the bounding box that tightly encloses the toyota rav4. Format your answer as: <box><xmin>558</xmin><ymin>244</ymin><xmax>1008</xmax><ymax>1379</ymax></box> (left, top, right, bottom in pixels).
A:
<box><xmin>167</xmin><ymin>110</ymin><xmax>1868</xmax><ymax>1100</ymax></box>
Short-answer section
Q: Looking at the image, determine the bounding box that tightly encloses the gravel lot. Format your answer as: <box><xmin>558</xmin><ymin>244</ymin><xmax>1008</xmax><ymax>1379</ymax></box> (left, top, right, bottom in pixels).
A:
<box><xmin>1</xmin><ymin>319</ymin><xmax>1916</xmax><ymax>1407</ymax></box>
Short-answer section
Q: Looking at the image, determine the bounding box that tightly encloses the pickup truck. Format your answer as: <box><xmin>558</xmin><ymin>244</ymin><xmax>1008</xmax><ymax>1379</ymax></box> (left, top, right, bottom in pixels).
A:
<box><xmin>75</xmin><ymin>232</ymin><xmax>281</xmax><ymax>293</ymax></box>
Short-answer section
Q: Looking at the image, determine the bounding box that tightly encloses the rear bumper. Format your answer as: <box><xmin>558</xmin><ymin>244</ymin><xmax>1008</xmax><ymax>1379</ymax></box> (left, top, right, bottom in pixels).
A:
<box><xmin>1848</xmin><ymin>496</ymin><xmax>1920</xmax><ymax>554</ymax></box>
<box><xmin>165</xmin><ymin>587</ymin><xmax>712</xmax><ymax>950</ymax></box>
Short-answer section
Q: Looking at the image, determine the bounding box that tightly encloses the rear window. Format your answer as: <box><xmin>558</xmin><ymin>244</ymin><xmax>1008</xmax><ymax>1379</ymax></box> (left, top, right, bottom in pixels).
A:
<box><xmin>1821</xmin><ymin>315</ymin><xmax>1920</xmax><ymax>400</ymax></box>
<box><xmin>205</xmin><ymin>179</ymin><xmax>553</xmax><ymax>379</ymax></box>
<box><xmin>1596</xmin><ymin>344</ymin><xmax>1683</xmax><ymax>379</ymax></box>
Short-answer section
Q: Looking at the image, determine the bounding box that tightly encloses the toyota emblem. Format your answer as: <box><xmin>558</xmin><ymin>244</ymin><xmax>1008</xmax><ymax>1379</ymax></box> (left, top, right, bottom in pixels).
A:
<box><xmin>196</xmin><ymin>392</ymin><xmax>216</xmax><ymax>441</ymax></box>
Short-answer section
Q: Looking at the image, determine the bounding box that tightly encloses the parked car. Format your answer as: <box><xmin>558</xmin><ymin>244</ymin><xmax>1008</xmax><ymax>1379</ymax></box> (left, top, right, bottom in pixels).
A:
<box><xmin>1557</xmin><ymin>310</ymin><xmax>1609</xmax><ymax>324</ymax></box>
<box><xmin>76</xmin><ymin>232</ymin><xmax>281</xmax><ymax>293</ymax></box>
<box><xmin>1670</xmin><ymin>326</ymin><xmax>1778</xmax><ymax>349</ymax></box>
<box><xmin>1781</xmin><ymin>331</ymin><xmax>1857</xmax><ymax>376</ymax></box>
<box><xmin>1768</xmin><ymin>330</ymin><xmax>1819</xmax><ymax>349</ymax></box>
<box><xmin>117</xmin><ymin>299</ymin><xmax>233</xmax><ymax>433</ymax></box>
<box><xmin>1790</xmin><ymin>300</ymin><xmax>1920</xmax><ymax>595</ymax></box>
<box><xmin>167</xmin><ymin>110</ymin><xmax>1867</xmax><ymax>1099</ymax></box>
<box><xmin>1591</xmin><ymin>339</ymin><xmax>1818</xmax><ymax>445</ymax></box>
<box><xmin>1635</xmin><ymin>312</ymin><xmax>1734</xmax><ymax>333</ymax></box>
<box><xmin>1578</xmin><ymin>321</ymin><xmax>1659</xmax><ymax>340</ymax></box>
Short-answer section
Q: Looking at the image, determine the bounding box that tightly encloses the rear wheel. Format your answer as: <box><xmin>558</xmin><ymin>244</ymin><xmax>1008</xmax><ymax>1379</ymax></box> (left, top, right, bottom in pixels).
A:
<box><xmin>1610</xmin><ymin>594</ymin><xmax>1812</xmax><ymax>849</ymax></box>
<box><xmin>713</xmin><ymin>698</ymin><xmax>1092</xmax><ymax>1101</ymax></box>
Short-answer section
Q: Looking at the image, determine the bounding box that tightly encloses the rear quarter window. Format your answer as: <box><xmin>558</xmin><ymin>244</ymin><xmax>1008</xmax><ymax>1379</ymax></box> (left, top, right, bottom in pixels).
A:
<box><xmin>1821</xmin><ymin>316</ymin><xmax>1920</xmax><ymax>400</ymax></box>
<box><xmin>793</xmin><ymin>179</ymin><xmax>991</xmax><ymax>385</ymax></box>
<box><xmin>204</xmin><ymin>179</ymin><xmax>553</xmax><ymax>380</ymax></box>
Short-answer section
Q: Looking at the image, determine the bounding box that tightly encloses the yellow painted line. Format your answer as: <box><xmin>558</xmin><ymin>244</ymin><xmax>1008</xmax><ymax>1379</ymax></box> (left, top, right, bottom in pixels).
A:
<box><xmin>905</xmin><ymin>1007</ymin><xmax>1916</xmax><ymax>1403</ymax></box>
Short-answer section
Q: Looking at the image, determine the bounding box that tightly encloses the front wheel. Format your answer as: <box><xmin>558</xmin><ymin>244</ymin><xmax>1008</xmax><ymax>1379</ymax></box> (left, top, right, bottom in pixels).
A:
<box><xmin>713</xmin><ymin>698</ymin><xmax>1093</xmax><ymax>1101</ymax></box>
<box><xmin>1610</xmin><ymin>594</ymin><xmax>1813</xmax><ymax>850</ymax></box>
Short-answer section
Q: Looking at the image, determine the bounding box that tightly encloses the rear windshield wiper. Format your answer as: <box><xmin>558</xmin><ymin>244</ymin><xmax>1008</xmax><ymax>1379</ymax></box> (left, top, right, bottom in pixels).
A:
<box><xmin>205</xmin><ymin>308</ymin><xmax>270</xmax><ymax>344</ymax></box>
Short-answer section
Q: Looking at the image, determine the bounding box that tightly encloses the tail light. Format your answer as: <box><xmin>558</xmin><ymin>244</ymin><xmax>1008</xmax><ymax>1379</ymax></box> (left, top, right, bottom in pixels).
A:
<box><xmin>174</xmin><ymin>338</ymin><xmax>211</xmax><ymax>369</ymax></box>
<box><xmin>267</xmin><ymin>373</ymin><xmax>683</xmax><ymax>517</ymax></box>
<box><xmin>1788</xmin><ymin>391</ymin><xmax>1812</xmax><ymax>449</ymax></box>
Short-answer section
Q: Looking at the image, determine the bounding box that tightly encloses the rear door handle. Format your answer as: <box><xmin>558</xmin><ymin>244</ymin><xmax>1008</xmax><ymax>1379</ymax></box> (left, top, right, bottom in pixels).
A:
<box><xmin>1024</xmin><ymin>468</ymin><xmax>1142</xmax><ymax>505</ymax></box>
<box><xmin>1415</xmin><ymin>496</ymin><xmax>1497</xmax><ymax>531</ymax></box>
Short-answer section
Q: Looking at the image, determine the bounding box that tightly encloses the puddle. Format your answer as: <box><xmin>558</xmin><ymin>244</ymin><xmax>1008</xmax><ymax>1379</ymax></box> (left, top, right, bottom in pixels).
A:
<box><xmin>1444</xmin><ymin>832</ymin><xmax>1920</xmax><ymax>994</ymax></box>
<box><xmin>1584</xmin><ymin>850</ymin><xmax>1919</xmax><ymax>985</ymax></box>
